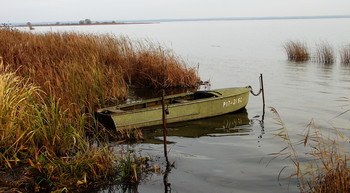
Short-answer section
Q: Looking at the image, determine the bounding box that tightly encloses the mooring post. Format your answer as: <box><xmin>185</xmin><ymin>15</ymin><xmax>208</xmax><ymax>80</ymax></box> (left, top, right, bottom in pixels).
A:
<box><xmin>260</xmin><ymin>73</ymin><xmax>265</xmax><ymax>109</ymax></box>
<box><xmin>249</xmin><ymin>74</ymin><xmax>266</xmax><ymax>125</ymax></box>
<box><xmin>161</xmin><ymin>89</ymin><xmax>168</xmax><ymax>161</ymax></box>
<box><xmin>260</xmin><ymin>74</ymin><xmax>266</xmax><ymax>123</ymax></box>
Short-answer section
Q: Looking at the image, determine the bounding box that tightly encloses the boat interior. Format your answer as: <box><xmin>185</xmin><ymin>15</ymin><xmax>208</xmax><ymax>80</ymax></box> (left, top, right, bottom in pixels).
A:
<box><xmin>101</xmin><ymin>91</ymin><xmax>220</xmax><ymax>114</ymax></box>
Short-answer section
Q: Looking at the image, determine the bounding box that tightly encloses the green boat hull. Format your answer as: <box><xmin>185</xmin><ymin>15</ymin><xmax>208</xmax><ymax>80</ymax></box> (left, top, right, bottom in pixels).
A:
<box><xmin>97</xmin><ymin>87</ymin><xmax>250</xmax><ymax>129</ymax></box>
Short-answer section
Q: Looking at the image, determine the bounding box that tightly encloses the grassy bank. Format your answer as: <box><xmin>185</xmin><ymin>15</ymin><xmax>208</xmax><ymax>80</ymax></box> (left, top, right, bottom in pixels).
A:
<box><xmin>0</xmin><ymin>28</ymin><xmax>199</xmax><ymax>191</ymax></box>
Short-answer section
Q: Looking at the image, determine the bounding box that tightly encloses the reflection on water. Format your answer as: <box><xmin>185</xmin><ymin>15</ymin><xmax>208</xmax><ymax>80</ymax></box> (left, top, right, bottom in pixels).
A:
<box><xmin>98</xmin><ymin>108</ymin><xmax>260</xmax><ymax>193</ymax></box>
<box><xmin>339</xmin><ymin>64</ymin><xmax>350</xmax><ymax>83</ymax></box>
<box><xmin>101</xmin><ymin>184</ymin><xmax>138</xmax><ymax>193</ymax></box>
<box><xmin>162</xmin><ymin>161</ymin><xmax>173</xmax><ymax>193</ymax></box>
<box><xmin>142</xmin><ymin>108</ymin><xmax>251</xmax><ymax>143</ymax></box>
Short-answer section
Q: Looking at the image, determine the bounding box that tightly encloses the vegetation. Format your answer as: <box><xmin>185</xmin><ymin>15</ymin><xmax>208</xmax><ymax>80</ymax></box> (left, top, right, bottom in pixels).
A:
<box><xmin>0</xmin><ymin>28</ymin><xmax>199</xmax><ymax>117</ymax></box>
<box><xmin>284</xmin><ymin>41</ymin><xmax>310</xmax><ymax>62</ymax></box>
<box><xmin>340</xmin><ymin>45</ymin><xmax>350</xmax><ymax>64</ymax></box>
<box><xmin>0</xmin><ymin>64</ymin><xmax>124</xmax><ymax>191</ymax></box>
<box><xmin>315</xmin><ymin>42</ymin><xmax>334</xmax><ymax>64</ymax></box>
<box><xmin>271</xmin><ymin>107</ymin><xmax>350</xmax><ymax>193</ymax></box>
<box><xmin>0</xmin><ymin>27</ymin><xmax>199</xmax><ymax>191</ymax></box>
<box><xmin>283</xmin><ymin>40</ymin><xmax>350</xmax><ymax>64</ymax></box>
<box><xmin>79</xmin><ymin>19</ymin><xmax>92</xmax><ymax>25</ymax></box>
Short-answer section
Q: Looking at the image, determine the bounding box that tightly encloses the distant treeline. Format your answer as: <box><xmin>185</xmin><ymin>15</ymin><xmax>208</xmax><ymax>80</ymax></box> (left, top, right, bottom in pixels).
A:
<box><xmin>18</xmin><ymin>19</ymin><xmax>128</xmax><ymax>27</ymax></box>
<box><xmin>9</xmin><ymin>14</ymin><xmax>350</xmax><ymax>27</ymax></box>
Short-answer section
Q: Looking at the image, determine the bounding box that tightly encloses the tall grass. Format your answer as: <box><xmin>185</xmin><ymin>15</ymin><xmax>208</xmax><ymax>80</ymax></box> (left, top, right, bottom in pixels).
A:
<box><xmin>271</xmin><ymin>107</ymin><xmax>350</xmax><ymax>193</ymax></box>
<box><xmin>0</xmin><ymin>64</ymin><xmax>127</xmax><ymax>190</ymax></box>
<box><xmin>0</xmin><ymin>29</ymin><xmax>199</xmax><ymax>116</ymax></box>
<box><xmin>315</xmin><ymin>43</ymin><xmax>334</xmax><ymax>64</ymax></box>
<box><xmin>340</xmin><ymin>45</ymin><xmax>350</xmax><ymax>64</ymax></box>
<box><xmin>284</xmin><ymin>41</ymin><xmax>310</xmax><ymax>62</ymax></box>
<box><xmin>0</xmin><ymin>28</ymin><xmax>192</xmax><ymax>190</ymax></box>
<box><xmin>0</xmin><ymin>64</ymin><xmax>87</xmax><ymax>189</ymax></box>
<box><xmin>0</xmin><ymin>27</ymin><xmax>199</xmax><ymax>139</ymax></box>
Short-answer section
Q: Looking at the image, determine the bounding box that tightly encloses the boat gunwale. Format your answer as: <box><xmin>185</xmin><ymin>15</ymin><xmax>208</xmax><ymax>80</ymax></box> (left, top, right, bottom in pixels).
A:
<box><xmin>102</xmin><ymin>88</ymin><xmax>250</xmax><ymax>115</ymax></box>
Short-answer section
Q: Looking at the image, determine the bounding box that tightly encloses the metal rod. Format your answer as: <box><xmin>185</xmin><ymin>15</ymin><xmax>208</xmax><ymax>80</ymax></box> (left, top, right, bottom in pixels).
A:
<box><xmin>161</xmin><ymin>89</ymin><xmax>168</xmax><ymax>161</ymax></box>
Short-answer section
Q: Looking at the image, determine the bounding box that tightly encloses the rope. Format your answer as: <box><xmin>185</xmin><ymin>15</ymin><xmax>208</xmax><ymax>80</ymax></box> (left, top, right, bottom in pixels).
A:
<box><xmin>248</xmin><ymin>74</ymin><xmax>264</xmax><ymax>96</ymax></box>
<box><xmin>248</xmin><ymin>85</ymin><xmax>262</xmax><ymax>96</ymax></box>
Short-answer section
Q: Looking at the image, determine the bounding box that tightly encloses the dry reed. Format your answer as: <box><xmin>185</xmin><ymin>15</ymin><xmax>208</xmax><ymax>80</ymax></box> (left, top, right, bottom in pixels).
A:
<box><xmin>0</xmin><ymin>29</ymin><xmax>199</xmax><ymax>116</ymax></box>
<box><xmin>340</xmin><ymin>45</ymin><xmax>350</xmax><ymax>64</ymax></box>
<box><xmin>0</xmin><ymin>65</ymin><xmax>118</xmax><ymax>189</ymax></box>
<box><xmin>0</xmin><ymin>55</ymin><xmax>151</xmax><ymax>192</ymax></box>
<box><xmin>284</xmin><ymin>41</ymin><xmax>310</xmax><ymax>62</ymax></box>
<box><xmin>271</xmin><ymin>107</ymin><xmax>350</xmax><ymax>193</ymax></box>
<box><xmin>315</xmin><ymin>43</ymin><xmax>335</xmax><ymax>64</ymax></box>
<box><xmin>0</xmin><ymin>28</ymin><xmax>188</xmax><ymax>191</ymax></box>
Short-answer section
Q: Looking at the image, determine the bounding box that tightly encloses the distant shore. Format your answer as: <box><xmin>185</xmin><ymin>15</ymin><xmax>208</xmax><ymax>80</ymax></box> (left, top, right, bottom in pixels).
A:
<box><xmin>9</xmin><ymin>15</ymin><xmax>350</xmax><ymax>28</ymax></box>
<box><xmin>15</xmin><ymin>22</ymin><xmax>155</xmax><ymax>28</ymax></box>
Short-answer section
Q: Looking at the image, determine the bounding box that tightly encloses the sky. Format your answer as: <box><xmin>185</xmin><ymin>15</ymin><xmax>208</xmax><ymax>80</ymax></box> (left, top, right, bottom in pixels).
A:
<box><xmin>1</xmin><ymin>0</ymin><xmax>350</xmax><ymax>23</ymax></box>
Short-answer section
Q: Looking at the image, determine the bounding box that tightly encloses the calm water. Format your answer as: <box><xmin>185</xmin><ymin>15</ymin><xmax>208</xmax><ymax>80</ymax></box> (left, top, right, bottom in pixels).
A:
<box><xmin>31</xmin><ymin>18</ymin><xmax>350</xmax><ymax>192</ymax></box>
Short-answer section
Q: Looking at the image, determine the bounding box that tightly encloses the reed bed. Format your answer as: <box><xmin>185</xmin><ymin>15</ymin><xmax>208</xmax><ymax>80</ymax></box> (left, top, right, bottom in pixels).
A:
<box><xmin>0</xmin><ymin>28</ymin><xmax>199</xmax><ymax>114</ymax></box>
<box><xmin>284</xmin><ymin>41</ymin><xmax>310</xmax><ymax>62</ymax></box>
<box><xmin>340</xmin><ymin>45</ymin><xmax>350</xmax><ymax>64</ymax></box>
<box><xmin>0</xmin><ymin>28</ymin><xmax>197</xmax><ymax>191</ymax></box>
<box><xmin>271</xmin><ymin>107</ymin><xmax>350</xmax><ymax>193</ymax></box>
<box><xmin>0</xmin><ymin>65</ymin><xmax>151</xmax><ymax>191</ymax></box>
<box><xmin>315</xmin><ymin>43</ymin><xmax>334</xmax><ymax>64</ymax></box>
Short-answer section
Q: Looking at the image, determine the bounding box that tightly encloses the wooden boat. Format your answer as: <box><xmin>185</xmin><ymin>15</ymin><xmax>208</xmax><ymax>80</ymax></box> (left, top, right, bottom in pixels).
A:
<box><xmin>97</xmin><ymin>87</ymin><xmax>250</xmax><ymax>129</ymax></box>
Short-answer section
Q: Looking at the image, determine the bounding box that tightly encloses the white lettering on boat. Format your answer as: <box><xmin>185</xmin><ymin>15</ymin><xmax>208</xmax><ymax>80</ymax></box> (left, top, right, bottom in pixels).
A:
<box><xmin>223</xmin><ymin>97</ymin><xmax>243</xmax><ymax>108</ymax></box>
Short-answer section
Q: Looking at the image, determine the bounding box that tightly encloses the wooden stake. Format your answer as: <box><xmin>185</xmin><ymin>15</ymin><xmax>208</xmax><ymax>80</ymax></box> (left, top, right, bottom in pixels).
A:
<box><xmin>161</xmin><ymin>89</ymin><xmax>168</xmax><ymax>161</ymax></box>
<box><xmin>260</xmin><ymin>73</ymin><xmax>265</xmax><ymax>109</ymax></box>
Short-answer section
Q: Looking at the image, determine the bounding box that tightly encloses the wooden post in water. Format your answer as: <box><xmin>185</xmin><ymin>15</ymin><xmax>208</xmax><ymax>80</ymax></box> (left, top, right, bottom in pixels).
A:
<box><xmin>259</xmin><ymin>74</ymin><xmax>266</xmax><ymax>124</ymax></box>
<box><xmin>161</xmin><ymin>89</ymin><xmax>168</xmax><ymax>162</ymax></box>
<box><xmin>260</xmin><ymin>73</ymin><xmax>265</xmax><ymax>109</ymax></box>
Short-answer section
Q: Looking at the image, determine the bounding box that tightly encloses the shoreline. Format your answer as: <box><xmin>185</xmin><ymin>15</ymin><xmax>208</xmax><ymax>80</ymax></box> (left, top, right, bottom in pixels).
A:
<box><xmin>15</xmin><ymin>22</ymin><xmax>156</xmax><ymax>28</ymax></box>
<box><xmin>8</xmin><ymin>15</ymin><xmax>350</xmax><ymax>28</ymax></box>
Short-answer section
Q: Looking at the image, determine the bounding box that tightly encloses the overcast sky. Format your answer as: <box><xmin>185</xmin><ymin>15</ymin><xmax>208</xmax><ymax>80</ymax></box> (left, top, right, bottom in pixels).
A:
<box><xmin>2</xmin><ymin>0</ymin><xmax>350</xmax><ymax>23</ymax></box>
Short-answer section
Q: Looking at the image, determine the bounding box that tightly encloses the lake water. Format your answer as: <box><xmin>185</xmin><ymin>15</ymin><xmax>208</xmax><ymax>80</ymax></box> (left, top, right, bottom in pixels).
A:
<box><xmin>31</xmin><ymin>18</ymin><xmax>350</xmax><ymax>192</ymax></box>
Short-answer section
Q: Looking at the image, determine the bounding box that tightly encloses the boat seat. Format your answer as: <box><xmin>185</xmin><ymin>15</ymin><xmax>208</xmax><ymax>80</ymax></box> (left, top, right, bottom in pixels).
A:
<box><xmin>173</xmin><ymin>99</ymin><xmax>189</xmax><ymax>103</ymax></box>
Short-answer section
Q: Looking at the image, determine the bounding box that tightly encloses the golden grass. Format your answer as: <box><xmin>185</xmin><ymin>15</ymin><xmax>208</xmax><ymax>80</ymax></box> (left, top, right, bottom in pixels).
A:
<box><xmin>0</xmin><ymin>28</ymin><xmax>193</xmax><ymax>191</ymax></box>
<box><xmin>0</xmin><ymin>57</ymin><xmax>150</xmax><ymax>192</ymax></box>
<box><xmin>0</xmin><ymin>64</ymin><xmax>43</xmax><ymax>167</ymax></box>
<box><xmin>0</xmin><ymin>29</ymin><xmax>199</xmax><ymax>115</ymax></box>
<box><xmin>0</xmin><ymin>65</ymin><xmax>116</xmax><ymax>190</ymax></box>
<box><xmin>284</xmin><ymin>41</ymin><xmax>310</xmax><ymax>62</ymax></box>
<box><xmin>271</xmin><ymin>107</ymin><xmax>350</xmax><ymax>193</ymax></box>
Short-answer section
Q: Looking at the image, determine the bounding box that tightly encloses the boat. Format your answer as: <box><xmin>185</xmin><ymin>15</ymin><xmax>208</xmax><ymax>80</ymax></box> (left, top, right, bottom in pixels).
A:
<box><xmin>97</xmin><ymin>87</ymin><xmax>250</xmax><ymax>129</ymax></box>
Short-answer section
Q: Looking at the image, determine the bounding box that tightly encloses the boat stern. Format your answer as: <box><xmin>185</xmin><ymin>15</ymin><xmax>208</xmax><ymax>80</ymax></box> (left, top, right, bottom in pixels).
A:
<box><xmin>96</xmin><ymin>110</ymin><xmax>116</xmax><ymax>129</ymax></box>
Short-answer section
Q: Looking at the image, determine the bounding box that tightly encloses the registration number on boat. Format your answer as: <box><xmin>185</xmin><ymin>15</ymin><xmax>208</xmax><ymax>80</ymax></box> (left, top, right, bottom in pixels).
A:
<box><xmin>223</xmin><ymin>97</ymin><xmax>242</xmax><ymax>108</ymax></box>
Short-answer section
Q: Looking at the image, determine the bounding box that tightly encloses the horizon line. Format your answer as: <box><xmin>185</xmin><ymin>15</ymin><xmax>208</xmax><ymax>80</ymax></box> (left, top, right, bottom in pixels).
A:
<box><xmin>5</xmin><ymin>14</ymin><xmax>350</xmax><ymax>25</ymax></box>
